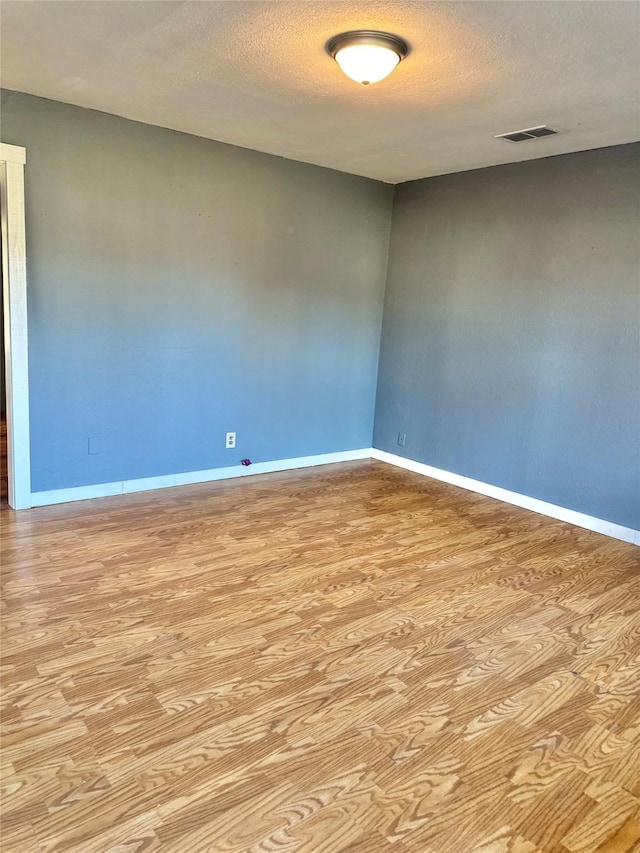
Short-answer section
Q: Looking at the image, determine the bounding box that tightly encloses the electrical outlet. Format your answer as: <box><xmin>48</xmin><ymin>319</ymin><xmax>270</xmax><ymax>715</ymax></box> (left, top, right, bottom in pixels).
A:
<box><xmin>397</xmin><ymin>432</ymin><xmax>406</xmax><ymax>447</ymax></box>
<box><xmin>225</xmin><ymin>432</ymin><xmax>236</xmax><ymax>449</ymax></box>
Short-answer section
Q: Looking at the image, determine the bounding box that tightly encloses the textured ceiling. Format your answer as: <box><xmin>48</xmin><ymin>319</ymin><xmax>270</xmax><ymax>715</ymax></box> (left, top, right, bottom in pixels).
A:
<box><xmin>1</xmin><ymin>1</ymin><xmax>639</xmax><ymax>183</ymax></box>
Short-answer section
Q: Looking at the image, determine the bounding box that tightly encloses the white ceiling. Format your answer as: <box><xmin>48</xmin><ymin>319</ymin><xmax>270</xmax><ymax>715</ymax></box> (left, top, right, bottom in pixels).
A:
<box><xmin>1</xmin><ymin>1</ymin><xmax>639</xmax><ymax>183</ymax></box>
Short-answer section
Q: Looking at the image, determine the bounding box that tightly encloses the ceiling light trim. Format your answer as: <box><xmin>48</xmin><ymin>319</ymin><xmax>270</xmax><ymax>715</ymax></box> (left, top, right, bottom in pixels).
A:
<box><xmin>326</xmin><ymin>30</ymin><xmax>410</xmax><ymax>61</ymax></box>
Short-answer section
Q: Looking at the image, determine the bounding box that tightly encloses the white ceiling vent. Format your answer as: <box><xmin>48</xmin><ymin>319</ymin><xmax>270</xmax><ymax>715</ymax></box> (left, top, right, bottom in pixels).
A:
<box><xmin>495</xmin><ymin>125</ymin><xmax>558</xmax><ymax>142</ymax></box>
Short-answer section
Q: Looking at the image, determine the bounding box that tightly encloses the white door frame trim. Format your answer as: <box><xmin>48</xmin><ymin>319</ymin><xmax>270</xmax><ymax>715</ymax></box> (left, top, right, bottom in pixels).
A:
<box><xmin>1</xmin><ymin>142</ymin><xmax>31</xmax><ymax>509</ymax></box>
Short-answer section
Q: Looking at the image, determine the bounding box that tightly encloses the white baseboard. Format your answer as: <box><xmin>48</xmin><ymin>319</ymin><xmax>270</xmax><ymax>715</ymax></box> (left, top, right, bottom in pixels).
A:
<box><xmin>28</xmin><ymin>447</ymin><xmax>639</xmax><ymax>547</ymax></box>
<box><xmin>371</xmin><ymin>449</ymin><xmax>640</xmax><ymax>546</ymax></box>
<box><xmin>29</xmin><ymin>448</ymin><xmax>372</xmax><ymax>508</ymax></box>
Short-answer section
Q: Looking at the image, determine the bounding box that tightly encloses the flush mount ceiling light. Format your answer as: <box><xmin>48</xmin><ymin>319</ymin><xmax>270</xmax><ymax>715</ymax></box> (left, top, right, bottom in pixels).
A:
<box><xmin>326</xmin><ymin>30</ymin><xmax>409</xmax><ymax>85</ymax></box>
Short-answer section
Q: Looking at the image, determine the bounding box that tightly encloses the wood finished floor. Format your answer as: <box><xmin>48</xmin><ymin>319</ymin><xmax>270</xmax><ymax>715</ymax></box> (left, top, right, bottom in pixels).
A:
<box><xmin>1</xmin><ymin>460</ymin><xmax>639</xmax><ymax>853</ymax></box>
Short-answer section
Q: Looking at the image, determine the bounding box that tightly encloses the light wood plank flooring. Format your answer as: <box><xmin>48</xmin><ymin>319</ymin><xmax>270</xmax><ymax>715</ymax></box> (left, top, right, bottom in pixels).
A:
<box><xmin>1</xmin><ymin>460</ymin><xmax>639</xmax><ymax>852</ymax></box>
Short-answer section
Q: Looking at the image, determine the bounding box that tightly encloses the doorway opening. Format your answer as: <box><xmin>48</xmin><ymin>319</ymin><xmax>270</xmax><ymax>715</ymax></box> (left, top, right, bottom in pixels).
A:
<box><xmin>1</xmin><ymin>230</ymin><xmax>6</xmax><ymax>506</ymax></box>
<box><xmin>0</xmin><ymin>143</ymin><xmax>30</xmax><ymax>509</ymax></box>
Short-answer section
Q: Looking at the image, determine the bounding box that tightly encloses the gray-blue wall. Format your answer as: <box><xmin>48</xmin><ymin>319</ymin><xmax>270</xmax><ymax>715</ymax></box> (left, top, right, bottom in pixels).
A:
<box><xmin>2</xmin><ymin>90</ymin><xmax>637</xmax><ymax>529</ymax></box>
<box><xmin>1</xmin><ymin>91</ymin><xmax>392</xmax><ymax>492</ymax></box>
<box><xmin>374</xmin><ymin>144</ymin><xmax>640</xmax><ymax>529</ymax></box>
